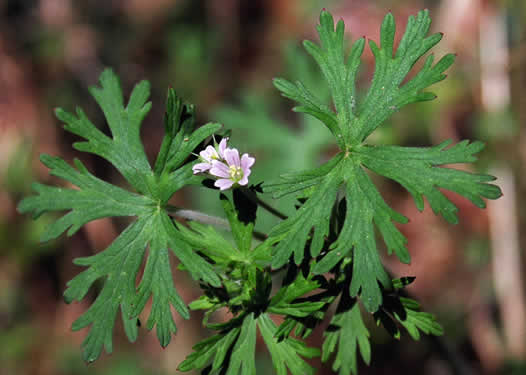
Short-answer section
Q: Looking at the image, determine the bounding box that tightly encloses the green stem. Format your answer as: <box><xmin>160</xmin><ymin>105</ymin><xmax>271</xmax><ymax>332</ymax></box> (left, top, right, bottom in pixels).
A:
<box><xmin>166</xmin><ymin>205</ymin><xmax>267</xmax><ymax>241</ymax></box>
<box><xmin>240</xmin><ymin>187</ymin><xmax>288</xmax><ymax>220</ymax></box>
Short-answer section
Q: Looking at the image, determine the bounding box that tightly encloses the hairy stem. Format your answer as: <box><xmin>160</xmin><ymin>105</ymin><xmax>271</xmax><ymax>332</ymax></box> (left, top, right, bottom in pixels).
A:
<box><xmin>166</xmin><ymin>205</ymin><xmax>267</xmax><ymax>241</ymax></box>
<box><xmin>240</xmin><ymin>187</ymin><xmax>288</xmax><ymax>220</ymax></box>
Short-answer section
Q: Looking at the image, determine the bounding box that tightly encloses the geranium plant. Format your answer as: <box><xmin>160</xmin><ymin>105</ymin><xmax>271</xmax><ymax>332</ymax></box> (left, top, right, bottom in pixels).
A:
<box><xmin>18</xmin><ymin>9</ymin><xmax>501</xmax><ymax>375</ymax></box>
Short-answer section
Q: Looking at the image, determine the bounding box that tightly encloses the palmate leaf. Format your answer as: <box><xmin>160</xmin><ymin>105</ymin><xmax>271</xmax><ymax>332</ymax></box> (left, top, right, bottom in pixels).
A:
<box><xmin>18</xmin><ymin>69</ymin><xmax>221</xmax><ymax>362</ymax></box>
<box><xmin>266</xmin><ymin>9</ymin><xmax>502</xmax><ymax>312</ymax></box>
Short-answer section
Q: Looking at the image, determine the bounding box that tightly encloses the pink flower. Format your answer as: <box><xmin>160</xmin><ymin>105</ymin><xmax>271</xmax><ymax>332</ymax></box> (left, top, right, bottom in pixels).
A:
<box><xmin>210</xmin><ymin>148</ymin><xmax>255</xmax><ymax>190</ymax></box>
<box><xmin>192</xmin><ymin>138</ymin><xmax>229</xmax><ymax>174</ymax></box>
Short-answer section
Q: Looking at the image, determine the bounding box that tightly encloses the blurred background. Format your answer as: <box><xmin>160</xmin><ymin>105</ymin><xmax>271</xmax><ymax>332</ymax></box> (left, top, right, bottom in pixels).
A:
<box><xmin>1</xmin><ymin>0</ymin><xmax>526</xmax><ymax>374</ymax></box>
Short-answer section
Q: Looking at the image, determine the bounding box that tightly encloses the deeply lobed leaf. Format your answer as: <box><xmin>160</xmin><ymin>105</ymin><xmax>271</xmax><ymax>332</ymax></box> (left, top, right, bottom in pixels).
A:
<box><xmin>266</xmin><ymin>9</ymin><xmax>501</xmax><ymax>316</ymax></box>
<box><xmin>18</xmin><ymin>69</ymin><xmax>221</xmax><ymax>362</ymax></box>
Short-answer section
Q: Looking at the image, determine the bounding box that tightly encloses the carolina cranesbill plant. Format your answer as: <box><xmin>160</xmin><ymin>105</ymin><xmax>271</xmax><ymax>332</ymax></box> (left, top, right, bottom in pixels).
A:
<box><xmin>19</xmin><ymin>9</ymin><xmax>501</xmax><ymax>375</ymax></box>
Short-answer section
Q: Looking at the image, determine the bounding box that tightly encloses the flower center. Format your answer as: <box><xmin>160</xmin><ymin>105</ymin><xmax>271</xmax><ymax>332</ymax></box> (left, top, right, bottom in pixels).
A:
<box><xmin>229</xmin><ymin>165</ymin><xmax>243</xmax><ymax>182</ymax></box>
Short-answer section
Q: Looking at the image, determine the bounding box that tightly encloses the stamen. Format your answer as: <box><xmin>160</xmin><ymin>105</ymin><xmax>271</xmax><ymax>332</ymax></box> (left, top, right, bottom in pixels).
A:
<box><xmin>229</xmin><ymin>165</ymin><xmax>243</xmax><ymax>182</ymax></box>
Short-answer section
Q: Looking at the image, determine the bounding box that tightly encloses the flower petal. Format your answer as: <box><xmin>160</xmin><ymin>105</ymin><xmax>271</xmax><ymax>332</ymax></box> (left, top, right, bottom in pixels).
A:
<box><xmin>192</xmin><ymin>162</ymin><xmax>212</xmax><ymax>173</ymax></box>
<box><xmin>224</xmin><ymin>148</ymin><xmax>240</xmax><ymax>167</ymax></box>
<box><xmin>240</xmin><ymin>154</ymin><xmax>255</xmax><ymax>170</ymax></box>
<box><xmin>239</xmin><ymin>176</ymin><xmax>248</xmax><ymax>185</ymax></box>
<box><xmin>215</xmin><ymin>179</ymin><xmax>234</xmax><ymax>190</ymax></box>
<box><xmin>218</xmin><ymin>137</ymin><xmax>228</xmax><ymax>158</ymax></box>
<box><xmin>239</xmin><ymin>168</ymin><xmax>251</xmax><ymax>185</ymax></box>
<box><xmin>210</xmin><ymin>161</ymin><xmax>230</xmax><ymax>178</ymax></box>
<box><xmin>200</xmin><ymin>145</ymin><xmax>219</xmax><ymax>162</ymax></box>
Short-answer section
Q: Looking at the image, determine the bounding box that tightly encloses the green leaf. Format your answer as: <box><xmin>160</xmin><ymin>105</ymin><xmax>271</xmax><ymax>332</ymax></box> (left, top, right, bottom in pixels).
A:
<box><xmin>18</xmin><ymin>155</ymin><xmax>154</xmax><ymax>242</ymax></box>
<box><xmin>177</xmin><ymin>194</ymin><xmax>269</xmax><ymax>268</ymax></box>
<box><xmin>312</xmin><ymin>161</ymin><xmax>410</xmax><ymax>311</ymax></box>
<box><xmin>178</xmin><ymin>323</ymin><xmax>241</xmax><ymax>372</ymax></box>
<box><xmin>275</xmin><ymin>10</ymin><xmax>454</xmax><ymax>146</ymax></box>
<box><xmin>226</xmin><ymin>313</ymin><xmax>258</xmax><ymax>375</ymax></box>
<box><xmin>153</xmin><ymin>88</ymin><xmax>221</xmax><ymax>200</ymax></box>
<box><xmin>273</xmin><ymin>277</ymin><xmax>334</xmax><ymax>342</ymax></box>
<box><xmin>375</xmin><ymin>295</ymin><xmax>443</xmax><ymax>340</ymax></box>
<box><xmin>264</xmin><ymin>152</ymin><xmax>343</xmax><ymax>199</ymax></box>
<box><xmin>178</xmin><ymin>313</ymin><xmax>257</xmax><ymax>375</ymax></box>
<box><xmin>154</xmin><ymin>87</ymin><xmax>186</xmax><ymax>175</ymax></box>
<box><xmin>162</xmin><ymin>121</ymin><xmax>222</xmax><ymax>181</ymax></box>
<box><xmin>392</xmin><ymin>276</ymin><xmax>416</xmax><ymax>290</ymax></box>
<box><xmin>177</xmin><ymin>220</ymin><xmax>241</xmax><ymax>266</ymax></box>
<box><xmin>56</xmin><ymin>69</ymin><xmax>154</xmax><ymax>195</ymax></box>
<box><xmin>322</xmin><ymin>296</ymin><xmax>371</xmax><ymax>375</ymax></box>
<box><xmin>394</xmin><ymin>297</ymin><xmax>444</xmax><ymax>340</ymax></box>
<box><xmin>269</xmin><ymin>274</ymin><xmax>325</xmax><ymax>317</ymax></box>
<box><xmin>267</xmin><ymin>164</ymin><xmax>341</xmax><ymax>268</ymax></box>
<box><xmin>66</xmin><ymin>218</ymin><xmax>150</xmax><ymax>363</ymax></box>
<box><xmin>258</xmin><ymin>313</ymin><xmax>319</xmax><ymax>375</ymax></box>
<box><xmin>130</xmin><ymin>213</ymin><xmax>220</xmax><ymax>347</ymax></box>
<box><xmin>179</xmin><ymin>194</ymin><xmax>272</xmax><ymax>319</ymax></box>
<box><xmin>18</xmin><ymin>69</ymin><xmax>221</xmax><ymax>362</ymax></box>
<box><xmin>180</xmin><ymin>313</ymin><xmax>319</xmax><ymax>375</ymax></box>
<box><xmin>221</xmin><ymin>193</ymin><xmax>253</xmax><ymax>253</ymax></box>
<box><xmin>265</xmin><ymin>9</ymin><xmax>501</xmax><ymax>313</ymax></box>
<box><xmin>60</xmin><ymin>211</ymin><xmax>220</xmax><ymax>362</ymax></box>
<box><xmin>301</xmin><ymin>11</ymin><xmax>365</xmax><ymax>144</ymax></box>
<box><xmin>273</xmin><ymin>78</ymin><xmax>339</xmax><ymax>140</ymax></box>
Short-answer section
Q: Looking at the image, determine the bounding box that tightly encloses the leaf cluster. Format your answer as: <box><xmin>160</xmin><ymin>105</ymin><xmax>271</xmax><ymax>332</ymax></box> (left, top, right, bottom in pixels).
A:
<box><xmin>18</xmin><ymin>8</ymin><xmax>502</xmax><ymax>375</ymax></box>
